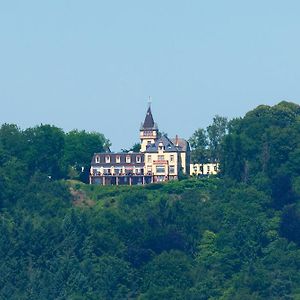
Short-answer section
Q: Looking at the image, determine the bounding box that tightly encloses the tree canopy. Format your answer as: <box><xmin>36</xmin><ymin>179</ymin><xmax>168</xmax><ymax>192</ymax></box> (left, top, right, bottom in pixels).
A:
<box><xmin>189</xmin><ymin>115</ymin><xmax>228</xmax><ymax>163</ymax></box>
<box><xmin>1</xmin><ymin>101</ymin><xmax>300</xmax><ymax>299</ymax></box>
<box><xmin>0</xmin><ymin>124</ymin><xmax>110</xmax><ymax>182</ymax></box>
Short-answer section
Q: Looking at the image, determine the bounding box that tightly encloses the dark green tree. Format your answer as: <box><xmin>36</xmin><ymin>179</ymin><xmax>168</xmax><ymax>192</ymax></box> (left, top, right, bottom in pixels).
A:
<box><xmin>130</xmin><ymin>143</ymin><xmax>141</xmax><ymax>152</ymax></box>
<box><xmin>24</xmin><ymin>124</ymin><xmax>66</xmax><ymax>179</ymax></box>
<box><xmin>188</xmin><ymin>128</ymin><xmax>208</xmax><ymax>163</ymax></box>
<box><xmin>63</xmin><ymin>130</ymin><xmax>110</xmax><ymax>179</ymax></box>
<box><xmin>207</xmin><ymin>115</ymin><xmax>228</xmax><ymax>161</ymax></box>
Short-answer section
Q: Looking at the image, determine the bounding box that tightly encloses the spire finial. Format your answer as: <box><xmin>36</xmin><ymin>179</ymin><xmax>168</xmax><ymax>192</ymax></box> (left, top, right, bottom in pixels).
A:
<box><xmin>148</xmin><ymin>96</ymin><xmax>152</xmax><ymax>108</ymax></box>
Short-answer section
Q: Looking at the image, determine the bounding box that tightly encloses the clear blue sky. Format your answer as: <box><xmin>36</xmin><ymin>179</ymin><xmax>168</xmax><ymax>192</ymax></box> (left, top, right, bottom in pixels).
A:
<box><xmin>1</xmin><ymin>1</ymin><xmax>299</xmax><ymax>151</ymax></box>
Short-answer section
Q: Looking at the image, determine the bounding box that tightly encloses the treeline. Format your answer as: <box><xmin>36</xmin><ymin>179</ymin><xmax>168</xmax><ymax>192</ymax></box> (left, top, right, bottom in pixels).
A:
<box><xmin>1</xmin><ymin>101</ymin><xmax>300</xmax><ymax>299</ymax></box>
<box><xmin>189</xmin><ymin>115</ymin><xmax>228</xmax><ymax>163</ymax></box>
<box><xmin>0</xmin><ymin>124</ymin><xmax>110</xmax><ymax>183</ymax></box>
<box><xmin>220</xmin><ymin>101</ymin><xmax>300</xmax><ymax>245</ymax></box>
<box><xmin>190</xmin><ymin>101</ymin><xmax>300</xmax><ymax>244</ymax></box>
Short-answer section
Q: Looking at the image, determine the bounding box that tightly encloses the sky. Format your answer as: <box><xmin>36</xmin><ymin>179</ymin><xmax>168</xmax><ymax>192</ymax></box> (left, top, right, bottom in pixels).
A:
<box><xmin>0</xmin><ymin>1</ymin><xmax>300</xmax><ymax>151</ymax></box>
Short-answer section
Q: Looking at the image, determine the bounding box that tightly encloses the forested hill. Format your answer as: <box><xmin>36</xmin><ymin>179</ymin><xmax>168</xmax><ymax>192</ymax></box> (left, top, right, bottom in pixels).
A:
<box><xmin>1</xmin><ymin>101</ymin><xmax>300</xmax><ymax>299</ymax></box>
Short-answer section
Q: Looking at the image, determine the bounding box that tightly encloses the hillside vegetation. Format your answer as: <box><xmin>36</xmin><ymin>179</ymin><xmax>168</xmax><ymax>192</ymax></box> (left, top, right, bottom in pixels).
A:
<box><xmin>1</xmin><ymin>101</ymin><xmax>300</xmax><ymax>299</ymax></box>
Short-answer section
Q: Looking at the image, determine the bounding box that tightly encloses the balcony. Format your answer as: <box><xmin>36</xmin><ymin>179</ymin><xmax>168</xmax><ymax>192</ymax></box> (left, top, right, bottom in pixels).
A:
<box><xmin>153</xmin><ymin>160</ymin><xmax>168</xmax><ymax>165</ymax></box>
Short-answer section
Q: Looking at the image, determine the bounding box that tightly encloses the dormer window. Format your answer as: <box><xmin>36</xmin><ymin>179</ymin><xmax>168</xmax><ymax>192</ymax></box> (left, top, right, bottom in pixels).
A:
<box><xmin>158</xmin><ymin>142</ymin><xmax>164</xmax><ymax>150</ymax></box>
<box><xmin>95</xmin><ymin>155</ymin><xmax>100</xmax><ymax>163</ymax></box>
<box><xmin>136</xmin><ymin>155</ymin><xmax>141</xmax><ymax>163</ymax></box>
<box><xmin>105</xmin><ymin>155</ymin><xmax>110</xmax><ymax>163</ymax></box>
<box><xmin>116</xmin><ymin>155</ymin><xmax>120</xmax><ymax>163</ymax></box>
<box><xmin>126</xmin><ymin>155</ymin><xmax>131</xmax><ymax>163</ymax></box>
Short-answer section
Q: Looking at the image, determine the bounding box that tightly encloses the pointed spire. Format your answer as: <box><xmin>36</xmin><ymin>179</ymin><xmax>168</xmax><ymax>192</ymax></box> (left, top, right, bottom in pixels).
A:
<box><xmin>143</xmin><ymin>106</ymin><xmax>155</xmax><ymax>129</ymax></box>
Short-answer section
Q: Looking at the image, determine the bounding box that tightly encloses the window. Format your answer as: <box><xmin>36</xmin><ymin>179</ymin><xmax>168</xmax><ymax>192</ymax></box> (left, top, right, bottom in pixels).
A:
<box><xmin>156</xmin><ymin>166</ymin><xmax>165</xmax><ymax>173</ymax></box>
<box><xmin>136</xmin><ymin>155</ymin><xmax>141</xmax><ymax>163</ymax></box>
<box><xmin>170</xmin><ymin>155</ymin><xmax>174</xmax><ymax>162</ymax></box>
<box><xmin>114</xmin><ymin>168</ymin><xmax>121</xmax><ymax>174</ymax></box>
<box><xmin>158</xmin><ymin>142</ymin><xmax>164</xmax><ymax>150</ymax></box>
<box><xmin>95</xmin><ymin>156</ymin><xmax>100</xmax><ymax>163</ymax></box>
<box><xmin>143</xmin><ymin>131</ymin><xmax>152</xmax><ymax>136</ymax></box>
<box><xmin>158</xmin><ymin>155</ymin><xmax>164</xmax><ymax>161</ymax></box>
<box><xmin>126</xmin><ymin>155</ymin><xmax>131</xmax><ymax>163</ymax></box>
<box><xmin>105</xmin><ymin>155</ymin><xmax>110</xmax><ymax>163</ymax></box>
<box><xmin>169</xmin><ymin>165</ymin><xmax>175</xmax><ymax>174</ymax></box>
<box><xmin>207</xmin><ymin>165</ymin><xmax>210</xmax><ymax>171</ymax></box>
<box><xmin>214</xmin><ymin>165</ymin><xmax>217</xmax><ymax>172</ymax></box>
<box><xmin>147</xmin><ymin>155</ymin><xmax>152</xmax><ymax>163</ymax></box>
<box><xmin>116</xmin><ymin>155</ymin><xmax>120</xmax><ymax>163</ymax></box>
<box><xmin>104</xmin><ymin>168</ymin><xmax>110</xmax><ymax>174</ymax></box>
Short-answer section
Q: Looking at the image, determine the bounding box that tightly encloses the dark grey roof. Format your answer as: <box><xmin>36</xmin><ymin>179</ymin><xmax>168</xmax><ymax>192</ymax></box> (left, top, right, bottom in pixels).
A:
<box><xmin>141</xmin><ymin>106</ymin><xmax>158</xmax><ymax>130</ymax></box>
<box><xmin>91</xmin><ymin>152</ymin><xmax>145</xmax><ymax>166</ymax></box>
<box><xmin>145</xmin><ymin>135</ymin><xmax>178</xmax><ymax>153</ymax></box>
<box><xmin>170</xmin><ymin>138</ymin><xmax>190</xmax><ymax>152</ymax></box>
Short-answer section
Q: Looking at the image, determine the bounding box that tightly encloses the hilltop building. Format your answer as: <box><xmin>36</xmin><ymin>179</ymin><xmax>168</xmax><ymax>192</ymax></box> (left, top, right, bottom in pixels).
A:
<box><xmin>190</xmin><ymin>162</ymin><xmax>219</xmax><ymax>176</ymax></box>
<box><xmin>89</xmin><ymin>105</ymin><xmax>191</xmax><ymax>185</ymax></box>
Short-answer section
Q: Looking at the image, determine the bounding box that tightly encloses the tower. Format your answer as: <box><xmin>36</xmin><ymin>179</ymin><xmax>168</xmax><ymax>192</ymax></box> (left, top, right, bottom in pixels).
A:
<box><xmin>140</xmin><ymin>104</ymin><xmax>158</xmax><ymax>152</ymax></box>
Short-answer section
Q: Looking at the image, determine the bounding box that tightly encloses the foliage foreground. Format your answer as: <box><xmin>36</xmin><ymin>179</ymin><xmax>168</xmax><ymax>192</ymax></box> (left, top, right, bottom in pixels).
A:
<box><xmin>1</xmin><ymin>101</ymin><xmax>300</xmax><ymax>299</ymax></box>
<box><xmin>0</xmin><ymin>177</ymin><xmax>299</xmax><ymax>299</ymax></box>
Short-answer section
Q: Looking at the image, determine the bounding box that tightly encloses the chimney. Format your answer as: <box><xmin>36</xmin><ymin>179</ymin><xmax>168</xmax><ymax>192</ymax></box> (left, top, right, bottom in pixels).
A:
<box><xmin>175</xmin><ymin>134</ymin><xmax>179</xmax><ymax>146</ymax></box>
